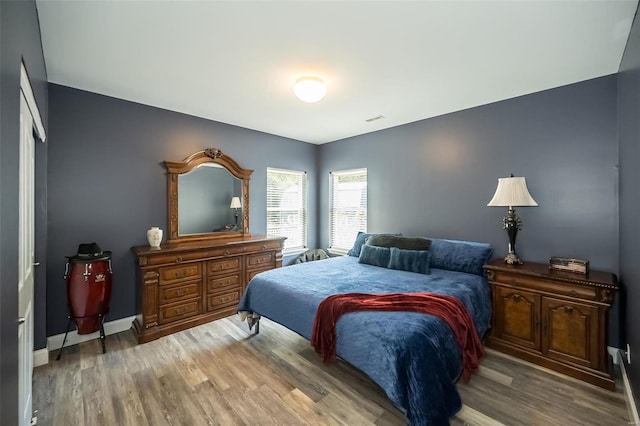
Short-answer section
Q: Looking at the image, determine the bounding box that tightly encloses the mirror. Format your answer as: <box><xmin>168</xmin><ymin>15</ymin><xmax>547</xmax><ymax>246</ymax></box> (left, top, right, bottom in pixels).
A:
<box><xmin>178</xmin><ymin>164</ymin><xmax>242</xmax><ymax>234</ymax></box>
<box><xmin>165</xmin><ymin>148</ymin><xmax>253</xmax><ymax>243</ymax></box>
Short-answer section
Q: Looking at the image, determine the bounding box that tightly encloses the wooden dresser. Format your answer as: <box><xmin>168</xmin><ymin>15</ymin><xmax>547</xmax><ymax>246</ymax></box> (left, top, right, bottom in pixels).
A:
<box><xmin>483</xmin><ymin>259</ymin><xmax>619</xmax><ymax>389</ymax></box>
<box><xmin>132</xmin><ymin>235</ymin><xmax>285</xmax><ymax>343</ymax></box>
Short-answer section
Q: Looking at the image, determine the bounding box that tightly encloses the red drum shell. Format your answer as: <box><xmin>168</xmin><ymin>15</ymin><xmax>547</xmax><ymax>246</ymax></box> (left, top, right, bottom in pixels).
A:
<box><xmin>66</xmin><ymin>258</ymin><xmax>112</xmax><ymax>334</ymax></box>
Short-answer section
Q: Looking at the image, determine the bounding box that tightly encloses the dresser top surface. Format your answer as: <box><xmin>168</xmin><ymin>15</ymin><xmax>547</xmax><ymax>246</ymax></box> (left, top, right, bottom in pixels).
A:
<box><xmin>132</xmin><ymin>234</ymin><xmax>285</xmax><ymax>257</ymax></box>
<box><xmin>484</xmin><ymin>258</ymin><xmax>618</xmax><ymax>289</ymax></box>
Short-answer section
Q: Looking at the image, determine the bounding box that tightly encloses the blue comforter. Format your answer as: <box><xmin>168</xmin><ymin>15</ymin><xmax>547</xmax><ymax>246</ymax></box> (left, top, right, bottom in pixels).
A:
<box><xmin>237</xmin><ymin>256</ymin><xmax>491</xmax><ymax>425</ymax></box>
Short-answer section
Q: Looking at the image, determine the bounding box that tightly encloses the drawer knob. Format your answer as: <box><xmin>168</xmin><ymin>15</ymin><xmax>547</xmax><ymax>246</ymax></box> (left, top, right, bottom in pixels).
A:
<box><xmin>175</xmin><ymin>256</ymin><xmax>183</xmax><ymax>263</ymax></box>
<box><xmin>224</xmin><ymin>250</ymin><xmax>230</xmax><ymax>256</ymax></box>
<box><xmin>569</xmin><ymin>290</ymin><xmax>577</xmax><ymax>297</ymax></box>
<box><xmin>563</xmin><ymin>305</ymin><xmax>575</xmax><ymax>313</ymax></box>
<box><xmin>508</xmin><ymin>293</ymin><xmax>524</xmax><ymax>302</ymax></box>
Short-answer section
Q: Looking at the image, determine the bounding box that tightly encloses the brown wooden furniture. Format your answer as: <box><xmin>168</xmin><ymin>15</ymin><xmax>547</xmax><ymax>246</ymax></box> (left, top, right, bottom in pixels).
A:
<box><xmin>132</xmin><ymin>236</ymin><xmax>285</xmax><ymax>343</ymax></box>
<box><xmin>132</xmin><ymin>148</ymin><xmax>286</xmax><ymax>343</ymax></box>
<box><xmin>165</xmin><ymin>147</ymin><xmax>252</xmax><ymax>242</ymax></box>
<box><xmin>483</xmin><ymin>259</ymin><xmax>619</xmax><ymax>390</ymax></box>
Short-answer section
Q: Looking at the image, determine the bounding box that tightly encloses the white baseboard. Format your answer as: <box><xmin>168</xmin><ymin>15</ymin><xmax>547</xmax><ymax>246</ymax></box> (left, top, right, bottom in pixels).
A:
<box><xmin>619</xmin><ymin>350</ymin><xmax>640</xmax><ymax>426</ymax></box>
<box><xmin>46</xmin><ymin>315</ymin><xmax>135</xmax><ymax>354</ymax></box>
<box><xmin>609</xmin><ymin>346</ymin><xmax>620</xmax><ymax>365</ymax></box>
<box><xmin>33</xmin><ymin>347</ymin><xmax>49</xmax><ymax>367</ymax></box>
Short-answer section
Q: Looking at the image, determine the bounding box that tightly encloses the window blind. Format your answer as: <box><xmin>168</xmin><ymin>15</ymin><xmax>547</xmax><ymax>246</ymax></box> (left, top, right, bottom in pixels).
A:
<box><xmin>329</xmin><ymin>168</ymin><xmax>367</xmax><ymax>252</ymax></box>
<box><xmin>266</xmin><ymin>168</ymin><xmax>307</xmax><ymax>252</ymax></box>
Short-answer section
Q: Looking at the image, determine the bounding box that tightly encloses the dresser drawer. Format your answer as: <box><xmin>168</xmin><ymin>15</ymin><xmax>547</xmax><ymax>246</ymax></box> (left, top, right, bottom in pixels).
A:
<box><xmin>207</xmin><ymin>245</ymin><xmax>248</xmax><ymax>258</ymax></box>
<box><xmin>208</xmin><ymin>257</ymin><xmax>241</xmax><ymax>275</ymax></box>
<box><xmin>246</xmin><ymin>252</ymin><xmax>274</xmax><ymax>269</ymax></box>
<box><xmin>247</xmin><ymin>268</ymin><xmax>271</xmax><ymax>282</ymax></box>
<box><xmin>491</xmin><ymin>270</ymin><xmax>596</xmax><ymax>301</ymax></box>
<box><xmin>159</xmin><ymin>263</ymin><xmax>201</xmax><ymax>285</ymax></box>
<box><xmin>207</xmin><ymin>290</ymin><xmax>240</xmax><ymax>311</ymax></box>
<box><xmin>159</xmin><ymin>300</ymin><xmax>201</xmax><ymax>324</ymax></box>
<box><xmin>210</xmin><ymin>240</ymin><xmax>282</xmax><ymax>257</ymax></box>
<box><xmin>249</xmin><ymin>240</ymin><xmax>283</xmax><ymax>253</ymax></box>
<box><xmin>158</xmin><ymin>281</ymin><xmax>200</xmax><ymax>305</ymax></box>
<box><xmin>145</xmin><ymin>250</ymin><xmax>210</xmax><ymax>266</ymax></box>
<box><xmin>207</xmin><ymin>274</ymin><xmax>241</xmax><ymax>293</ymax></box>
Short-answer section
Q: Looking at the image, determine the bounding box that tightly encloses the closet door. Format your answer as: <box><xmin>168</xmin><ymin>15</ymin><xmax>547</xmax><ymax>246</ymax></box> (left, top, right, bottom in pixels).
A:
<box><xmin>18</xmin><ymin>91</ymin><xmax>35</xmax><ymax>426</ymax></box>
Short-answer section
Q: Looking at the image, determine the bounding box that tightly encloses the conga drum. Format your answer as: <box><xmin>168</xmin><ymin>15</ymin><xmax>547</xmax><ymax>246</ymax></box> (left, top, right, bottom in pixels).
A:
<box><xmin>64</xmin><ymin>243</ymin><xmax>112</xmax><ymax>334</ymax></box>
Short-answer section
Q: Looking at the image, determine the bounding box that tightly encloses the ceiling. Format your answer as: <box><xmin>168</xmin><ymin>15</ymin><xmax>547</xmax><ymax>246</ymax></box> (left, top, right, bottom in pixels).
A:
<box><xmin>36</xmin><ymin>1</ymin><xmax>638</xmax><ymax>144</ymax></box>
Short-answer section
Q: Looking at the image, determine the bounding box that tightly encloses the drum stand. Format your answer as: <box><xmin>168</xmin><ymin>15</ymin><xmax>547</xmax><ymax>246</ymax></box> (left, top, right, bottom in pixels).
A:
<box><xmin>56</xmin><ymin>311</ymin><xmax>108</xmax><ymax>361</ymax></box>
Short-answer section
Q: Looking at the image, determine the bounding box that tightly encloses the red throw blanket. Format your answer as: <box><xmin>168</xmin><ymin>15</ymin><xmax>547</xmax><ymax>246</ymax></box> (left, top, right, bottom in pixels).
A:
<box><xmin>310</xmin><ymin>292</ymin><xmax>484</xmax><ymax>382</ymax></box>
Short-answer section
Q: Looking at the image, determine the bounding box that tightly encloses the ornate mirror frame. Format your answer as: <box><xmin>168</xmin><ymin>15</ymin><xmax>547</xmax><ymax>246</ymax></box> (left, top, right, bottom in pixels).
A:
<box><xmin>164</xmin><ymin>148</ymin><xmax>253</xmax><ymax>243</ymax></box>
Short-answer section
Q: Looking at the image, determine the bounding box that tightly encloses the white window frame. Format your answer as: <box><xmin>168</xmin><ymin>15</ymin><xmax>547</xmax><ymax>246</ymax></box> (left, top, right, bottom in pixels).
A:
<box><xmin>266</xmin><ymin>167</ymin><xmax>307</xmax><ymax>253</ymax></box>
<box><xmin>329</xmin><ymin>168</ymin><xmax>368</xmax><ymax>254</ymax></box>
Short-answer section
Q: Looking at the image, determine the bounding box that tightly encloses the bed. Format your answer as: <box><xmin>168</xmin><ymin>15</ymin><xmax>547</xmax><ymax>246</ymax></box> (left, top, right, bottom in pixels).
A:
<box><xmin>237</xmin><ymin>236</ymin><xmax>493</xmax><ymax>425</ymax></box>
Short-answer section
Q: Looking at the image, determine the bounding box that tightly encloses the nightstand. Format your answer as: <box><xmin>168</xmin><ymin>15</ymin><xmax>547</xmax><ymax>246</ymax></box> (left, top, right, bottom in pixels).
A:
<box><xmin>483</xmin><ymin>259</ymin><xmax>619</xmax><ymax>390</ymax></box>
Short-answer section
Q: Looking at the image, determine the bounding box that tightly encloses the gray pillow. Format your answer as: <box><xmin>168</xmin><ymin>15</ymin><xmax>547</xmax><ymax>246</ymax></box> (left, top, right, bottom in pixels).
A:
<box><xmin>366</xmin><ymin>235</ymin><xmax>431</xmax><ymax>251</ymax></box>
<box><xmin>347</xmin><ymin>232</ymin><xmax>401</xmax><ymax>257</ymax></box>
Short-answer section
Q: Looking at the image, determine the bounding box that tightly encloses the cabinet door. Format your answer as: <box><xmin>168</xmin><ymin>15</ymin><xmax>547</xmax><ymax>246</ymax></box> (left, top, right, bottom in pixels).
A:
<box><xmin>541</xmin><ymin>297</ymin><xmax>599</xmax><ymax>369</ymax></box>
<box><xmin>493</xmin><ymin>286</ymin><xmax>541</xmax><ymax>351</ymax></box>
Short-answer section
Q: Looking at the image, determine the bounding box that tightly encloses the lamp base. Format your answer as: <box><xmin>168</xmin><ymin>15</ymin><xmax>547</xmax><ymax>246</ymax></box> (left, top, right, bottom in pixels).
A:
<box><xmin>504</xmin><ymin>252</ymin><xmax>523</xmax><ymax>265</ymax></box>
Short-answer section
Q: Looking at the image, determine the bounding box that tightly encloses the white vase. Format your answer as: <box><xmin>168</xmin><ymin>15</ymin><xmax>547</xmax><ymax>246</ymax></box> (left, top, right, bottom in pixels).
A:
<box><xmin>147</xmin><ymin>226</ymin><xmax>163</xmax><ymax>248</ymax></box>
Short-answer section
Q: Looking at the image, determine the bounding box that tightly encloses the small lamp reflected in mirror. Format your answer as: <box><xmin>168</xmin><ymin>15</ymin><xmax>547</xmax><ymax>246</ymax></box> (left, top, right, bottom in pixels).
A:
<box><xmin>487</xmin><ymin>174</ymin><xmax>538</xmax><ymax>265</ymax></box>
<box><xmin>230</xmin><ymin>197</ymin><xmax>242</xmax><ymax>229</ymax></box>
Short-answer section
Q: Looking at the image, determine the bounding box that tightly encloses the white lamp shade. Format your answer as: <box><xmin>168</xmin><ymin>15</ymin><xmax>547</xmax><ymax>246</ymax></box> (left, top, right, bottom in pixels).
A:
<box><xmin>230</xmin><ymin>197</ymin><xmax>242</xmax><ymax>209</ymax></box>
<box><xmin>293</xmin><ymin>77</ymin><xmax>327</xmax><ymax>103</ymax></box>
<box><xmin>487</xmin><ymin>176</ymin><xmax>538</xmax><ymax>207</ymax></box>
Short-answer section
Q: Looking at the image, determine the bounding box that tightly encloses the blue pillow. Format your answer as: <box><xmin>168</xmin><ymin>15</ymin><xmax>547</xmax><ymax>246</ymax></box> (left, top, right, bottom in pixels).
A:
<box><xmin>388</xmin><ymin>247</ymin><xmax>431</xmax><ymax>274</ymax></box>
<box><xmin>358</xmin><ymin>244</ymin><xmax>391</xmax><ymax>268</ymax></box>
<box><xmin>347</xmin><ymin>232</ymin><xmax>401</xmax><ymax>257</ymax></box>
<box><xmin>429</xmin><ymin>239</ymin><xmax>493</xmax><ymax>276</ymax></box>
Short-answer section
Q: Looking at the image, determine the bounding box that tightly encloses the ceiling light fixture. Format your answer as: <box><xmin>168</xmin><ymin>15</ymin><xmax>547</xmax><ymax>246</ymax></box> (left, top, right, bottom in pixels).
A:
<box><xmin>293</xmin><ymin>77</ymin><xmax>327</xmax><ymax>103</ymax></box>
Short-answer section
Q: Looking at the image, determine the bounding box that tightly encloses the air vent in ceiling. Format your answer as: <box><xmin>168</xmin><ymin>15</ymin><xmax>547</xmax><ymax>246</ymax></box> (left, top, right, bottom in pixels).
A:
<box><xmin>365</xmin><ymin>115</ymin><xmax>384</xmax><ymax>123</ymax></box>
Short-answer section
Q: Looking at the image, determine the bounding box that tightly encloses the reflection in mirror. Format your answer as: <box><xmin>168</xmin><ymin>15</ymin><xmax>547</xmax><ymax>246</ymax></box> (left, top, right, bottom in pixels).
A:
<box><xmin>178</xmin><ymin>164</ymin><xmax>242</xmax><ymax>235</ymax></box>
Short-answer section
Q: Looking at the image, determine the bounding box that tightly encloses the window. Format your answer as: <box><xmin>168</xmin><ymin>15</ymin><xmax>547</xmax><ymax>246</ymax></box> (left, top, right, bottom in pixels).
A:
<box><xmin>267</xmin><ymin>168</ymin><xmax>307</xmax><ymax>252</ymax></box>
<box><xmin>329</xmin><ymin>168</ymin><xmax>367</xmax><ymax>253</ymax></box>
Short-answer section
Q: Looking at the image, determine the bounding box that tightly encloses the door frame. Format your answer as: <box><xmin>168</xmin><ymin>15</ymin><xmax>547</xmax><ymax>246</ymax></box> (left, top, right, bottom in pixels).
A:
<box><xmin>18</xmin><ymin>61</ymin><xmax>46</xmax><ymax>426</ymax></box>
<box><xmin>20</xmin><ymin>62</ymin><xmax>46</xmax><ymax>143</ymax></box>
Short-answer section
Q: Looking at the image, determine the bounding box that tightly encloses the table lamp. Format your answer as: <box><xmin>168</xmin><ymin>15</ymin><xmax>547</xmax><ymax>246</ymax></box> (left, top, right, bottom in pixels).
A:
<box><xmin>230</xmin><ymin>196</ymin><xmax>242</xmax><ymax>229</ymax></box>
<box><xmin>487</xmin><ymin>175</ymin><xmax>538</xmax><ymax>264</ymax></box>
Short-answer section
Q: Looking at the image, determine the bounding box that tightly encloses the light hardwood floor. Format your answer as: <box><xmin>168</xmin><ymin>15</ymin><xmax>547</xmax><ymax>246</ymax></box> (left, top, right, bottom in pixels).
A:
<box><xmin>33</xmin><ymin>316</ymin><xmax>628</xmax><ymax>425</ymax></box>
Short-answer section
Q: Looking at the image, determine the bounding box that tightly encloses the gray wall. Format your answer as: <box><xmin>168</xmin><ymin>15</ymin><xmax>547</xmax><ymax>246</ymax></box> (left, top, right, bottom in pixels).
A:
<box><xmin>0</xmin><ymin>1</ymin><xmax>48</xmax><ymax>423</ymax></box>
<box><xmin>46</xmin><ymin>84</ymin><xmax>317</xmax><ymax>338</ymax></box>
<box><xmin>618</xmin><ymin>5</ymin><xmax>640</xmax><ymax>408</ymax></box>
<box><xmin>318</xmin><ymin>75</ymin><xmax>620</xmax><ymax>345</ymax></box>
